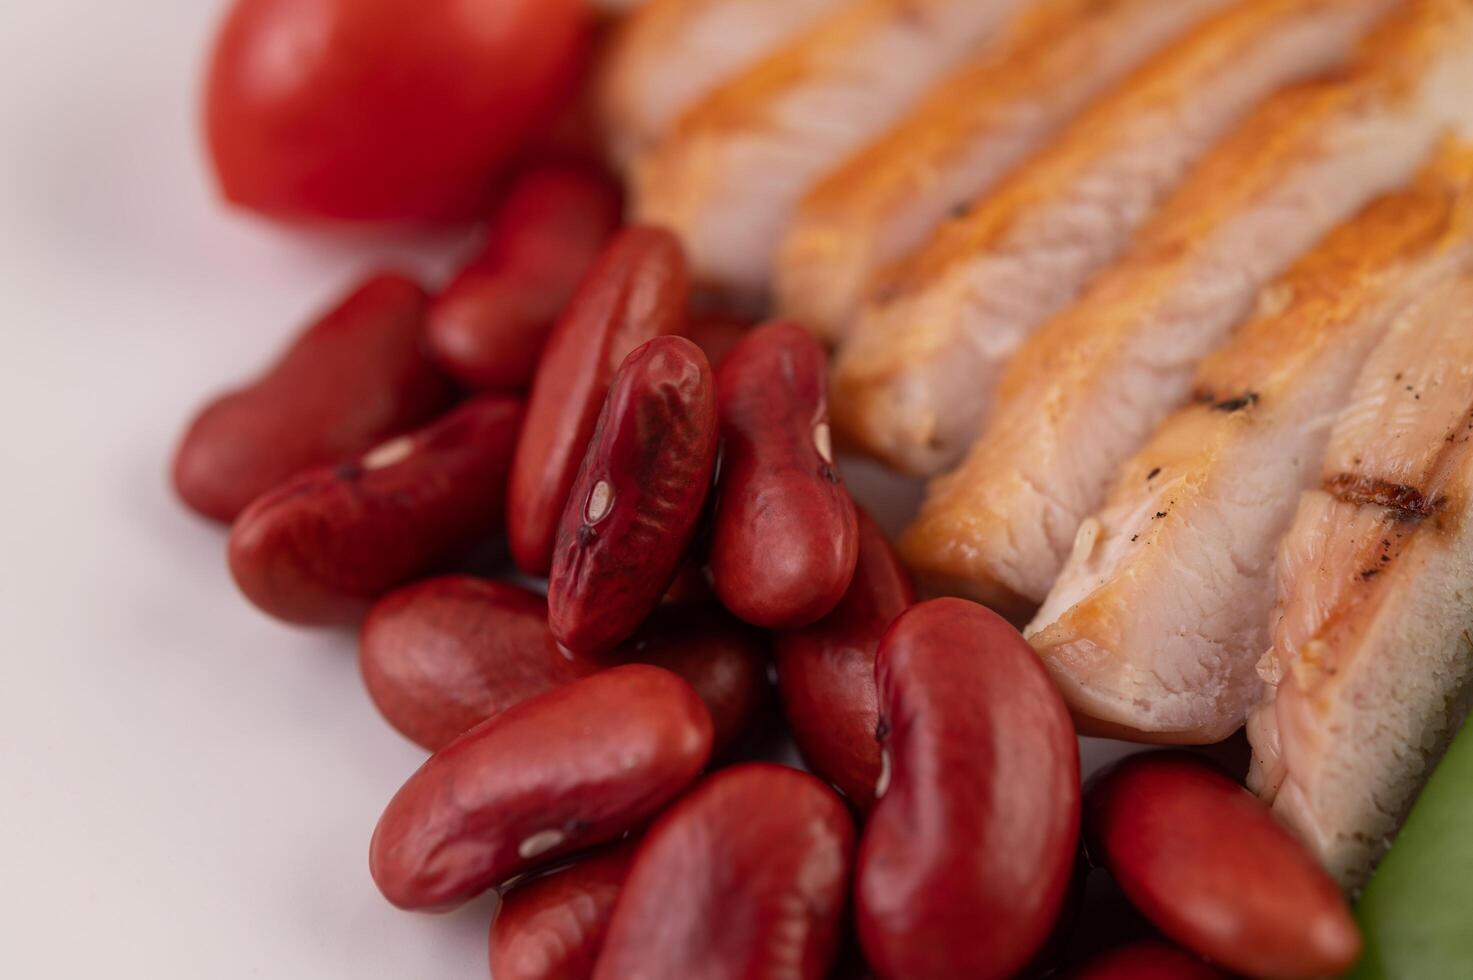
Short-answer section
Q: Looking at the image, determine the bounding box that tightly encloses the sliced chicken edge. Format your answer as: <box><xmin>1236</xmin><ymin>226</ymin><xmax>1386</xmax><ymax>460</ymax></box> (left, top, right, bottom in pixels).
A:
<box><xmin>828</xmin><ymin>0</ymin><xmax>1406</xmax><ymax>475</ymax></box>
<box><xmin>1026</xmin><ymin>144</ymin><xmax>1473</xmax><ymax>743</ymax></box>
<box><xmin>631</xmin><ymin>0</ymin><xmax>1034</xmax><ymax>299</ymax></box>
<box><xmin>899</xmin><ymin>3</ymin><xmax>1473</xmax><ymax>616</ymax></box>
<box><xmin>1246</xmin><ymin>273</ymin><xmax>1473</xmax><ymax>888</ymax></box>
<box><xmin>1256</xmin><ymin>486</ymin><xmax>1473</xmax><ymax>888</ymax></box>
<box><xmin>597</xmin><ymin>0</ymin><xmax>847</xmax><ymax>169</ymax></box>
<box><xmin>772</xmin><ymin>0</ymin><xmax>1236</xmax><ymax>343</ymax></box>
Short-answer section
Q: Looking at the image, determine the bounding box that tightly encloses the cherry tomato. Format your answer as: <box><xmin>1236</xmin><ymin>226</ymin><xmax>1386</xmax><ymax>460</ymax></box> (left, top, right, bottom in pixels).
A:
<box><xmin>204</xmin><ymin>0</ymin><xmax>588</xmax><ymax>224</ymax></box>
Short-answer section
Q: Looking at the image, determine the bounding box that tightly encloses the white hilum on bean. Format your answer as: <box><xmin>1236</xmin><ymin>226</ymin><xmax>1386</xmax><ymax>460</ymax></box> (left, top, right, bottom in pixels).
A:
<box><xmin>517</xmin><ymin>829</ymin><xmax>567</xmax><ymax>861</ymax></box>
<box><xmin>814</xmin><ymin>422</ymin><xmax>834</xmax><ymax>465</ymax></box>
<box><xmin>361</xmin><ymin>435</ymin><xmax>415</xmax><ymax>471</ymax></box>
<box><xmin>586</xmin><ymin>480</ymin><xmax>614</xmax><ymax>523</ymax></box>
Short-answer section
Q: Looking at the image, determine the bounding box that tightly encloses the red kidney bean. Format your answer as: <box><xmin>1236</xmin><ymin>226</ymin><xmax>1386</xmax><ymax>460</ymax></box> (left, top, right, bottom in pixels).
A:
<box><xmin>1084</xmin><ymin>752</ymin><xmax>1361</xmax><ymax>979</ymax></box>
<box><xmin>228</xmin><ymin>395</ymin><xmax>522</xmax><ymax>626</ymax></box>
<box><xmin>710</xmin><ymin>321</ymin><xmax>858</xmax><ymax>628</ymax></box>
<box><xmin>685</xmin><ymin>313</ymin><xmax>749</xmax><ymax>368</ymax></box>
<box><xmin>507</xmin><ymin>227</ymin><xmax>688</xmax><ymax>575</ymax></box>
<box><xmin>1066</xmin><ymin>941</ymin><xmax>1225</xmax><ymax>980</ymax></box>
<box><xmin>775</xmin><ymin>508</ymin><xmax>913</xmax><ymax>811</ymax></box>
<box><xmin>359</xmin><ymin>576</ymin><xmax>569</xmax><ymax>751</ymax></box>
<box><xmin>547</xmin><ymin>336</ymin><xmax>717</xmax><ymax>656</ymax></box>
<box><xmin>360</xmin><ymin>577</ymin><xmax>767</xmax><ymax>759</ymax></box>
<box><xmin>370</xmin><ymin>664</ymin><xmax>712</xmax><ymax>911</ymax></box>
<box><xmin>490</xmin><ymin>839</ymin><xmax>637</xmax><ymax>980</ymax></box>
<box><xmin>173</xmin><ymin>273</ymin><xmax>453</xmax><ymax>522</ymax></box>
<box><xmin>593</xmin><ymin>763</ymin><xmax>855</xmax><ymax>979</ymax></box>
<box><xmin>857</xmin><ymin>598</ymin><xmax>1080</xmax><ymax>980</ymax></box>
<box><xmin>608</xmin><ymin>604</ymin><xmax>771</xmax><ymax>760</ymax></box>
<box><xmin>427</xmin><ymin>165</ymin><xmax>623</xmax><ymax>391</ymax></box>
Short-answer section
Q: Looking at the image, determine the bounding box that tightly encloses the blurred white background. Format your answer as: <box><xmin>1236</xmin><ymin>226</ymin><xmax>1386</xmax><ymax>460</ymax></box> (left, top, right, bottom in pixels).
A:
<box><xmin>0</xmin><ymin>2</ymin><xmax>496</xmax><ymax>976</ymax></box>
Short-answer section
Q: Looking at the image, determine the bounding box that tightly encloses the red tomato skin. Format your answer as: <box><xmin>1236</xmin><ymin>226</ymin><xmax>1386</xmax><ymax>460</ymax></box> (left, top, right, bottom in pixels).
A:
<box><xmin>204</xmin><ymin>0</ymin><xmax>589</xmax><ymax>224</ymax></box>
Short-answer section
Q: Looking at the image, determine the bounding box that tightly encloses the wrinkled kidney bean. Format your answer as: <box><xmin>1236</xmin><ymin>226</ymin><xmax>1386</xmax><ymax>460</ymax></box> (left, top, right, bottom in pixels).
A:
<box><xmin>857</xmin><ymin>598</ymin><xmax>1080</xmax><ymax>980</ymax></box>
<box><xmin>775</xmin><ymin>508</ymin><xmax>912</xmax><ymax>811</ymax></box>
<box><xmin>594</xmin><ymin>763</ymin><xmax>855</xmax><ymax>980</ymax></box>
<box><xmin>173</xmin><ymin>273</ymin><xmax>452</xmax><ymax>522</ymax></box>
<box><xmin>607</xmin><ymin>604</ymin><xmax>771</xmax><ymax>760</ymax></box>
<box><xmin>710</xmin><ymin>321</ymin><xmax>858</xmax><ymax>628</ymax></box>
<box><xmin>1084</xmin><ymin>753</ymin><xmax>1360</xmax><ymax>979</ymax></box>
<box><xmin>370</xmin><ymin>664</ymin><xmax>712</xmax><ymax>911</ymax></box>
<box><xmin>507</xmin><ymin>227</ymin><xmax>688</xmax><ymax>575</ymax></box>
<box><xmin>548</xmin><ymin>336</ymin><xmax>717</xmax><ymax>656</ymax></box>
<box><xmin>490</xmin><ymin>839</ymin><xmax>637</xmax><ymax>980</ymax></box>
<box><xmin>427</xmin><ymin>165</ymin><xmax>622</xmax><ymax>391</ymax></box>
<box><xmin>228</xmin><ymin>395</ymin><xmax>522</xmax><ymax>626</ymax></box>
<box><xmin>359</xmin><ymin>576</ymin><xmax>568</xmax><ymax>751</ymax></box>
<box><xmin>1066</xmin><ymin>941</ymin><xmax>1225</xmax><ymax>980</ymax></box>
<box><xmin>685</xmin><ymin>313</ymin><xmax>749</xmax><ymax>368</ymax></box>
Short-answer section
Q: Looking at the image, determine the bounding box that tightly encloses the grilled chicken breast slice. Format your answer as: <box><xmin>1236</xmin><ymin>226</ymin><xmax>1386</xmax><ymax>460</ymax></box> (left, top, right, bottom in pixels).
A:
<box><xmin>775</xmin><ymin>0</ymin><xmax>1233</xmax><ymax>344</ymax></box>
<box><xmin>1027</xmin><ymin>144</ymin><xmax>1473</xmax><ymax>745</ymax></box>
<box><xmin>598</xmin><ymin>0</ymin><xmax>846</xmax><ymax>167</ymax></box>
<box><xmin>1245</xmin><ymin>273</ymin><xmax>1473</xmax><ymax>888</ymax></box>
<box><xmin>632</xmin><ymin>0</ymin><xmax>1032</xmax><ymax>300</ymax></box>
<box><xmin>901</xmin><ymin>1</ymin><xmax>1473</xmax><ymax>620</ymax></box>
<box><xmin>830</xmin><ymin>0</ymin><xmax>1402</xmax><ymax>474</ymax></box>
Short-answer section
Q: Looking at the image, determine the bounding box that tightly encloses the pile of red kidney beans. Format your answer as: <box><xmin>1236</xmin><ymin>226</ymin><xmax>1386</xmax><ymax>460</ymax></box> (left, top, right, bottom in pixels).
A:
<box><xmin>173</xmin><ymin>161</ymin><xmax>1363</xmax><ymax>980</ymax></box>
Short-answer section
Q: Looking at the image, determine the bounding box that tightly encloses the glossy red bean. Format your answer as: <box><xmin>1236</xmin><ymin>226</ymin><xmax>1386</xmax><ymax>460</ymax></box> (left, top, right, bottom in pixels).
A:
<box><xmin>547</xmin><ymin>336</ymin><xmax>717</xmax><ymax>656</ymax></box>
<box><xmin>857</xmin><ymin>598</ymin><xmax>1080</xmax><ymax>980</ymax></box>
<box><xmin>775</xmin><ymin>508</ymin><xmax>913</xmax><ymax>811</ymax></box>
<box><xmin>1084</xmin><ymin>753</ymin><xmax>1361</xmax><ymax>979</ymax></box>
<box><xmin>370</xmin><ymin>664</ymin><xmax>712</xmax><ymax>911</ymax></box>
<box><xmin>228</xmin><ymin>395</ymin><xmax>522</xmax><ymax>626</ymax></box>
<box><xmin>173</xmin><ymin>273</ymin><xmax>452</xmax><ymax>522</ymax></box>
<box><xmin>608</xmin><ymin>605</ymin><xmax>771</xmax><ymax>760</ymax></box>
<box><xmin>1066</xmin><ymin>941</ymin><xmax>1225</xmax><ymax>980</ymax></box>
<box><xmin>594</xmin><ymin>763</ymin><xmax>855</xmax><ymax>980</ymax></box>
<box><xmin>490</xmin><ymin>839</ymin><xmax>637</xmax><ymax>980</ymax></box>
<box><xmin>685</xmin><ymin>313</ymin><xmax>749</xmax><ymax>368</ymax></box>
<box><xmin>427</xmin><ymin>165</ymin><xmax>622</xmax><ymax>390</ymax></box>
<box><xmin>360</xmin><ymin>579</ymin><xmax>767</xmax><ymax>759</ymax></box>
<box><xmin>359</xmin><ymin>576</ymin><xmax>568</xmax><ymax>751</ymax></box>
<box><xmin>710</xmin><ymin>321</ymin><xmax>858</xmax><ymax>628</ymax></box>
<box><xmin>507</xmin><ymin>227</ymin><xmax>688</xmax><ymax>575</ymax></box>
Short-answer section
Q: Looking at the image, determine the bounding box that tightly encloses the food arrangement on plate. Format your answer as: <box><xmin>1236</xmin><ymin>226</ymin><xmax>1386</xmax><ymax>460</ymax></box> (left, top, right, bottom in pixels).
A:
<box><xmin>178</xmin><ymin>0</ymin><xmax>1473</xmax><ymax>976</ymax></box>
